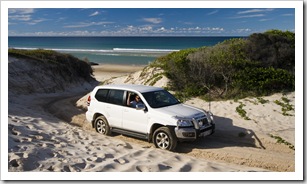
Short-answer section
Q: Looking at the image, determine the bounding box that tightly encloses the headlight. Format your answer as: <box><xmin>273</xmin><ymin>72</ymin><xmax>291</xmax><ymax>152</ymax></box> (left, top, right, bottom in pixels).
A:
<box><xmin>177</xmin><ymin>119</ymin><xmax>193</xmax><ymax>127</ymax></box>
<box><xmin>207</xmin><ymin>111</ymin><xmax>214</xmax><ymax>123</ymax></box>
<box><xmin>204</xmin><ymin>110</ymin><xmax>214</xmax><ymax>123</ymax></box>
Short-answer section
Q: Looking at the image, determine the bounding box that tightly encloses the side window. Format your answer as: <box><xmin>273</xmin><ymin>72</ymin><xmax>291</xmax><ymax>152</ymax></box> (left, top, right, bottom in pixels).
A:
<box><xmin>126</xmin><ymin>91</ymin><xmax>136</xmax><ymax>107</ymax></box>
<box><xmin>95</xmin><ymin>89</ymin><xmax>109</xmax><ymax>102</ymax></box>
<box><xmin>108</xmin><ymin>89</ymin><xmax>124</xmax><ymax>106</ymax></box>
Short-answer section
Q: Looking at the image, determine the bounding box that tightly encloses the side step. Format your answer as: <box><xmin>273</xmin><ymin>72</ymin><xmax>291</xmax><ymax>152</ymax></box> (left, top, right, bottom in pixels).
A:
<box><xmin>111</xmin><ymin>128</ymin><xmax>148</xmax><ymax>140</ymax></box>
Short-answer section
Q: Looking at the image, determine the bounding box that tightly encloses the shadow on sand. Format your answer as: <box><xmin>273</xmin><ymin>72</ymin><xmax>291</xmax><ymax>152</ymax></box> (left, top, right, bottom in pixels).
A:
<box><xmin>176</xmin><ymin>115</ymin><xmax>266</xmax><ymax>153</ymax></box>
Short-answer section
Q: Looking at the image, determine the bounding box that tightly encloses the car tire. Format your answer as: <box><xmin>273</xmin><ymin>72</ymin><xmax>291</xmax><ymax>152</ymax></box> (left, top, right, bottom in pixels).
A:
<box><xmin>94</xmin><ymin>116</ymin><xmax>111</xmax><ymax>135</ymax></box>
<box><xmin>153</xmin><ymin>127</ymin><xmax>177</xmax><ymax>151</ymax></box>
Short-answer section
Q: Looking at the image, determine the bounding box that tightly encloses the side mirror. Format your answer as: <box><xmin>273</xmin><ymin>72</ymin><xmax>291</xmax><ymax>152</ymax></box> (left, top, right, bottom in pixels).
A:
<box><xmin>136</xmin><ymin>104</ymin><xmax>146</xmax><ymax>110</ymax></box>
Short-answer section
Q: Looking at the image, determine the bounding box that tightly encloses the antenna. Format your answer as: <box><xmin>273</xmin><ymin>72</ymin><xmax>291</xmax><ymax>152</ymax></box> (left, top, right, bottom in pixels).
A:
<box><xmin>208</xmin><ymin>89</ymin><xmax>211</xmax><ymax>112</ymax></box>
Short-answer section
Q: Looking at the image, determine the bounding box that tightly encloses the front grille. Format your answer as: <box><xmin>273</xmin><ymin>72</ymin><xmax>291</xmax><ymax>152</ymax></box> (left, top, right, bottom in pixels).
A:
<box><xmin>198</xmin><ymin>118</ymin><xmax>209</xmax><ymax>127</ymax></box>
<box><xmin>193</xmin><ymin>116</ymin><xmax>210</xmax><ymax>130</ymax></box>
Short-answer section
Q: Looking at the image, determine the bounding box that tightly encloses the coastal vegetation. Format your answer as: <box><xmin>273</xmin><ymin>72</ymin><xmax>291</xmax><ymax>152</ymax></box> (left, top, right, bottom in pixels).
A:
<box><xmin>235</xmin><ymin>102</ymin><xmax>251</xmax><ymax>120</ymax></box>
<box><xmin>8</xmin><ymin>48</ymin><xmax>94</xmax><ymax>82</ymax></box>
<box><xmin>152</xmin><ymin>30</ymin><xmax>295</xmax><ymax>101</ymax></box>
<box><xmin>274</xmin><ymin>96</ymin><xmax>294</xmax><ymax>116</ymax></box>
<box><xmin>270</xmin><ymin>134</ymin><xmax>295</xmax><ymax>150</ymax></box>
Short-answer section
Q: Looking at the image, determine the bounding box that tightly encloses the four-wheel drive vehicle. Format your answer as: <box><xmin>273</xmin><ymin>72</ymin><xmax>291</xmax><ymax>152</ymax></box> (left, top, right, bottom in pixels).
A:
<box><xmin>86</xmin><ymin>84</ymin><xmax>215</xmax><ymax>151</ymax></box>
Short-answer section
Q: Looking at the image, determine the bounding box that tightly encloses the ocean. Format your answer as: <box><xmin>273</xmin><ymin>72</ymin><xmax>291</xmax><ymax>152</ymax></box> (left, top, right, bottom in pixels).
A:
<box><xmin>8</xmin><ymin>36</ymin><xmax>242</xmax><ymax>65</ymax></box>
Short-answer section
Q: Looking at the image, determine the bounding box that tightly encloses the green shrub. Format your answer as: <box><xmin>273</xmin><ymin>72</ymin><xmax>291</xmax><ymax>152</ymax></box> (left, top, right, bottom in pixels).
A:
<box><xmin>257</xmin><ymin>97</ymin><xmax>269</xmax><ymax>104</ymax></box>
<box><xmin>245</xmin><ymin>29</ymin><xmax>295</xmax><ymax>74</ymax></box>
<box><xmin>236</xmin><ymin>102</ymin><xmax>251</xmax><ymax>120</ymax></box>
<box><xmin>233</xmin><ymin>67</ymin><xmax>294</xmax><ymax>95</ymax></box>
<box><xmin>270</xmin><ymin>134</ymin><xmax>295</xmax><ymax>150</ymax></box>
<box><xmin>274</xmin><ymin>97</ymin><xmax>294</xmax><ymax>116</ymax></box>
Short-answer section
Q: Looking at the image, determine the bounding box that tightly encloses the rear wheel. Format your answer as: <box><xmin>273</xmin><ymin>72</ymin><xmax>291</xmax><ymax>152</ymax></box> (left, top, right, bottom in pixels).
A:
<box><xmin>94</xmin><ymin>116</ymin><xmax>111</xmax><ymax>135</ymax></box>
<box><xmin>153</xmin><ymin>127</ymin><xmax>177</xmax><ymax>151</ymax></box>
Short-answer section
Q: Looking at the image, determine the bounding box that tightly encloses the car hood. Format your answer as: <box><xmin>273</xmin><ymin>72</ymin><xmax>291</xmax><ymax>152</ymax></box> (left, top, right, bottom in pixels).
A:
<box><xmin>154</xmin><ymin>103</ymin><xmax>204</xmax><ymax>119</ymax></box>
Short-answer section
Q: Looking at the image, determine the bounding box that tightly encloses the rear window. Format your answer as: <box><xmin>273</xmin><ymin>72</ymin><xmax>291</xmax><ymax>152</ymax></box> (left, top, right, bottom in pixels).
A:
<box><xmin>95</xmin><ymin>89</ymin><xmax>109</xmax><ymax>102</ymax></box>
<box><xmin>107</xmin><ymin>89</ymin><xmax>124</xmax><ymax>105</ymax></box>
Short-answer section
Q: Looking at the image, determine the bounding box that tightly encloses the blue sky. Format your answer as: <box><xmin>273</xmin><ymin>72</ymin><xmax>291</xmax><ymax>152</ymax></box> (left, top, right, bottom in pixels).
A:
<box><xmin>8</xmin><ymin>8</ymin><xmax>295</xmax><ymax>36</ymax></box>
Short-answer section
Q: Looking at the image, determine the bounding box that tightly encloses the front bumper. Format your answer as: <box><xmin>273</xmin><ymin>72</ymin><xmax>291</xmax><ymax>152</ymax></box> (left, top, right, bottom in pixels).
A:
<box><xmin>174</xmin><ymin>123</ymin><xmax>215</xmax><ymax>141</ymax></box>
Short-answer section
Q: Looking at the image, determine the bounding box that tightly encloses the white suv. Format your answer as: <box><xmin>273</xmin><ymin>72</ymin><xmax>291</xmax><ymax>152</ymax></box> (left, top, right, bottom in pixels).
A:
<box><xmin>86</xmin><ymin>84</ymin><xmax>215</xmax><ymax>151</ymax></box>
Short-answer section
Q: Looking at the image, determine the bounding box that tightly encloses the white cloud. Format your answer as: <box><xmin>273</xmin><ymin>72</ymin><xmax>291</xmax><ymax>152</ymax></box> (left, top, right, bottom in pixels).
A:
<box><xmin>55</xmin><ymin>17</ymin><xmax>67</xmax><ymax>23</ymax></box>
<box><xmin>181</xmin><ymin>21</ymin><xmax>193</xmax><ymax>25</ymax></box>
<box><xmin>207</xmin><ymin>10</ymin><xmax>218</xmax><ymax>15</ymax></box>
<box><xmin>89</xmin><ymin>11</ymin><xmax>99</xmax><ymax>17</ymax></box>
<box><xmin>64</xmin><ymin>21</ymin><xmax>114</xmax><ymax>28</ymax></box>
<box><xmin>231</xmin><ymin>9</ymin><xmax>274</xmax><ymax>20</ymax></box>
<box><xmin>237</xmin><ymin>8</ymin><xmax>274</xmax><ymax>14</ymax></box>
<box><xmin>157</xmin><ymin>27</ymin><xmax>166</xmax><ymax>31</ymax></box>
<box><xmin>259</xmin><ymin>18</ymin><xmax>272</xmax><ymax>22</ymax></box>
<box><xmin>231</xmin><ymin>14</ymin><xmax>265</xmax><ymax>19</ymax></box>
<box><xmin>282</xmin><ymin>14</ymin><xmax>293</xmax><ymax>16</ymax></box>
<box><xmin>27</xmin><ymin>19</ymin><xmax>48</xmax><ymax>25</ymax></box>
<box><xmin>8</xmin><ymin>25</ymin><xmax>230</xmax><ymax>36</ymax></box>
<box><xmin>142</xmin><ymin>18</ymin><xmax>162</xmax><ymax>24</ymax></box>
<box><xmin>9</xmin><ymin>8</ymin><xmax>35</xmax><ymax>14</ymax></box>
<box><xmin>9</xmin><ymin>8</ymin><xmax>35</xmax><ymax>23</ymax></box>
<box><xmin>9</xmin><ymin>30</ymin><xmax>101</xmax><ymax>37</ymax></box>
<box><xmin>9</xmin><ymin>15</ymin><xmax>31</xmax><ymax>21</ymax></box>
<box><xmin>211</xmin><ymin>27</ymin><xmax>224</xmax><ymax>31</ymax></box>
<box><xmin>236</xmin><ymin>28</ymin><xmax>252</xmax><ymax>33</ymax></box>
<box><xmin>139</xmin><ymin>26</ymin><xmax>153</xmax><ymax>31</ymax></box>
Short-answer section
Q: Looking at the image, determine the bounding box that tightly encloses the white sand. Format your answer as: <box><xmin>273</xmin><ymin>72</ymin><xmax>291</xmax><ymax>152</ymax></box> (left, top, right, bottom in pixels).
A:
<box><xmin>92</xmin><ymin>64</ymin><xmax>146</xmax><ymax>82</ymax></box>
<box><xmin>5</xmin><ymin>63</ymin><xmax>300</xmax><ymax>180</ymax></box>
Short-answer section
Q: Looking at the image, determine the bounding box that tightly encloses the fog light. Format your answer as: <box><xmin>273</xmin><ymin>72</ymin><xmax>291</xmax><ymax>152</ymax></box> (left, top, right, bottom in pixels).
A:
<box><xmin>182</xmin><ymin>132</ymin><xmax>195</xmax><ymax>137</ymax></box>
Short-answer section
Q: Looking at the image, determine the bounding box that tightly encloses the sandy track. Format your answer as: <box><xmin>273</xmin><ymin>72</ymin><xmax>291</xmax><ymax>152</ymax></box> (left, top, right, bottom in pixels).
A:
<box><xmin>46</xmin><ymin>93</ymin><xmax>295</xmax><ymax>172</ymax></box>
<box><xmin>8</xmin><ymin>92</ymin><xmax>269</xmax><ymax>173</ymax></box>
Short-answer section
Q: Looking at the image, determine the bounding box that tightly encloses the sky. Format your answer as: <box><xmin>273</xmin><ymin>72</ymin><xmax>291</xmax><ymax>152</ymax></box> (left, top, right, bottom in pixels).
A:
<box><xmin>8</xmin><ymin>8</ymin><xmax>295</xmax><ymax>36</ymax></box>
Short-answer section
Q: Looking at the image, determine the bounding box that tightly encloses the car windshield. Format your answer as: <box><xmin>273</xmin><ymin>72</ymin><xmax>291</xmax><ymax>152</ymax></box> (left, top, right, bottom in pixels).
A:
<box><xmin>142</xmin><ymin>90</ymin><xmax>180</xmax><ymax>108</ymax></box>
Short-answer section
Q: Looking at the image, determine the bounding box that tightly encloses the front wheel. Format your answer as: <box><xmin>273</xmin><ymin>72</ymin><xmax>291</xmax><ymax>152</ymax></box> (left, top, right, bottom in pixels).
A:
<box><xmin>153</xmin><ymin>127</ymin><xmax>177</xmax><ymax>151</ymax></box>
<box><xmin>94</xmin><ymin>116</ymin><xmax>111</xmax><ymax>135</ymax></box>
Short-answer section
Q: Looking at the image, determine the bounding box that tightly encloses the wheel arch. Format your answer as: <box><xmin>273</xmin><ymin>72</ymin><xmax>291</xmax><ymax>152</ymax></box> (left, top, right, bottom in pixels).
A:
<box><xmin>148</xmin><ymin>123</ymin><xmax>176</xmax><ymax>142</ymax></box>
<box><xmin>92</xmin><ymin>113</ymin><xmax>104</xmax><ymax>128</ymax></box>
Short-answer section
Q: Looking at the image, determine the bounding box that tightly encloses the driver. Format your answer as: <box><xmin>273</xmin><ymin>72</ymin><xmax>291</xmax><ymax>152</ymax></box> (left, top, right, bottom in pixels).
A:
<box><xmin>127</xmin><ymin>93</ymin><xmax>143</xmax><ymax>108</ymax></box>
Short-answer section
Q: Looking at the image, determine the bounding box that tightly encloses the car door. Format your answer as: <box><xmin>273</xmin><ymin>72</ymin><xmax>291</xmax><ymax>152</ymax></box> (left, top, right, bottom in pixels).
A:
<box><xmin>104</xmin><ymin>89</ymin><xmax>125</xmax><ymax>128</ymax></box>
<box><xmin>122</xmin><ymin>92</ymin><xmax>148</xmax><ymax>133</ymax></box>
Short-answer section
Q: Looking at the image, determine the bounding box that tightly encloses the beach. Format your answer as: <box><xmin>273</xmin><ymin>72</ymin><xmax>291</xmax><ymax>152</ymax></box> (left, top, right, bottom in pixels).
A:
<box><xmin>6</xmin><ymin>58</ymin><xmax>298</xmax><ymax>179</ymax></box>
<box><xmin>91</xmin><ymin>64</ymin><xmax>146</xmax><ymax>82</ymax></box>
